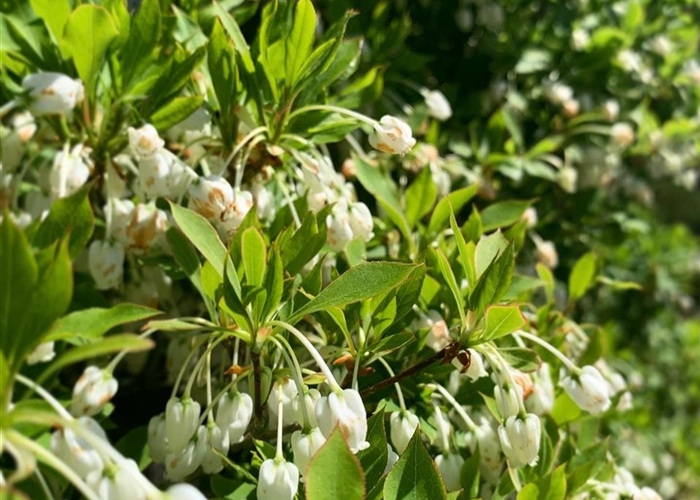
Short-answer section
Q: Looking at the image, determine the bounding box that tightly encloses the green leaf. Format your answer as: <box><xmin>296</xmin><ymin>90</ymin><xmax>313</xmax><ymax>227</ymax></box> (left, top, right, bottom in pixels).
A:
<box><xmin>384</xmin><ymin>432</ymin><xmax>448</xmax><ymax>500</ymax></box>
<box><xmin>568</xmin><ymin>252</ymin><xmax>597</xmax><ymax>301</ymax></box>
<box><xmin>241</xmin><ymin>227</ymin><xmax>267</xmax><ymax>288</ymax></box>
<box><xmin>596</xmin><ymin>276</ymin><xmax>642</xmax><ymax>291</ymax></box>
<box><xmin>428</xmin><ymin>185</ymin><xmax>478</xmax><ymax>235</ymax></box>
<box><xmin>39</xmin><ymin>334</ymin><xmax>153</xmax><ymax>382</ymax></box>
<box><xmin>169</xmin><ymin>202</ymin><xmax>228</xmax><ymax>277</ymax></box>
<box><xmin>150</xmin><ymin>95</ymin><xmax>204</xmax><ymax>131</ymax></box>
<box><xmin>166</xmin><ymin>226</ymin><xmax>203</xmax><ymax>292</ymax></box>
<box><xmin>498</xmin><ymin>347</ymin><xmax>540</xmax><ymax>372</ymax></box>
<box><xmin>480</xmin><ymin>200</ymin><xmax>531</xmax><ymax>232</ymax></box>
<box><xmin>284</xmin><ymin>0</ymin><xmax>316</xmax><ymax>86</ymax></box>
<box><xmin>481</xmin><ymin>305</ymin><xmax>526</xmax><ymax>341</ymax></box>
<box><xmin>469</xmin><ymin>243</ymin><xmax>514</xmax><ymax>315</ymax></box>
<box><xmin>262</xmin><ymin>245</ymin><xmax>284</xmax><ymax>322</ymax></box>
<box><xmin>518</xmin><ymin>465</ymin><xmax>567</xmax><ymax>500</ymax></box>
<box><xmin>536</xmin><ymin>264</ymin><xmax>555</xmax><ymax>304</ymax></box>
<box><xmin>357</xmin><ymin>409</ymin><xmax>389</xmax><ymax>487</ymax></box>
<box><xmin>462</xmin><ymin>206</ymin><xmax>483</xmax><ymax>243</ymax></box>
<box><xmin>474</xmin><ymin>231</ymin><xmax>509</xmax><ymax>278</ymax></box>
<box><xmin>46</xmin><ymin>304</ymin><xmax>161</xmax><ymax>342</ymax></box>
<box><xmin>405</xmin><ymin>167</ymin><xmax>438</xmax><ymax>227</ymax></box>
<box><xmin>290</xmin><ymin>262</ymin><xmax>421</xmax><ymax>323</ymax></box>
<box><xmin>121</xmin><ymin>0</ymin><xmax>161</xmax><ymax>89</ymax></box>
<box><xmin>30</xmin><ymin>0</ymin><xmax>70</xmax><ymax>52</ymax></box>
<box><xmin>33</xmin><ymin>183</ymin><xmax>94</xmax><ymax>259</ymax></box>
<box><xmin>306</xmin><ymin>429</ymin><xmax>365</xmax><ymax>500</ymax></box>
<box><xmin>281</xmin><ymin>211</ymin><xmax>327</xmax><ymax>276</ymax></box>
<box><xmin>62</xmin><ymin>5</ymin><xmax>119</xmax><ymax>95</ymax></box>
<box><xmin>434</xmin><ymin>248</ymin><xmax>466</xmax><ymax>329</ymax></box>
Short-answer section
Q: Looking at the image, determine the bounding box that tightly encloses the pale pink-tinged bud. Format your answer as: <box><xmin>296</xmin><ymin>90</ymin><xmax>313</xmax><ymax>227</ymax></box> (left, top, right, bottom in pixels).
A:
<box><xmin>369</xmin><ymin>115</ymin><xmax>416</xmax><ymax>155</ymax></box>
<box><xmin>291</xmin><ymin>428</ymin><xmax>326</xmax><ymax>478</ymax></box>
<box><xmin>128</xmin><ymin>124</ymin><xmax>164</xmax><ymax>158</ymax></box>
<box><xmin>257</xmin><ymin>458</ymin><xmax>299</xmax><ymax>500</ymax></box>
<box><xmin>165</xmin><ymin>426</ymin><xmax>207</xmax><ymax>481</ymax></box>
<box><xmin>216</xmin><ymin>391</ymin><xmax>254</xmax><ymax>444</ymax></box>
<box><xmin>148</xmin><ymin>414</ymin><xmax>168</xmax><ymax>463</ymax></box>
<box><xmin>315</xmin><ymin>389</ymin><xmax>369</xmax><ymax>454</ymax></box>
<box><xmin>497</xmin><ymin>414</ymin><xmax>541</xmax><ymax>468</ymax></box>
<box><xmin>22</xmin><ymin>72</ymin><xmax>84</xmax><ymax>116</ymax></box>
<box><xmin>187</xmin><ymin>175</ymin><xmax>234</xmax><ymax>220</ymax></box>
<box><xmin>435</xmin><ymin>453</ymin><xmax>463</xmax><ymax>492</ymax></box>
<box><xmin>70</xmin><ymin>366</ymin><xmax>118</xmax><ymax>417</ymax></box>
<box><xmin>421</xmin><ymin>89</ymin><xmax>453</xmax><ymax>121</ymax></box>
<box><xmin>390</xmin><ymin>410</ymin><xmax>420</xmax><ymax>454</ymax></box>
<box><xmin>560</xmin><ymin>365</ymin><xmax>611</xmax><ymax>415</ymax></box>
<box><xmin>165</xmin><ymin>397</ymin><xmax>201</xmax><ymax>454</ymax></box>
<box><xmin>88</xmin><ymin>240</ymin><xmax>125</xmax><ymax>290</ymax></box>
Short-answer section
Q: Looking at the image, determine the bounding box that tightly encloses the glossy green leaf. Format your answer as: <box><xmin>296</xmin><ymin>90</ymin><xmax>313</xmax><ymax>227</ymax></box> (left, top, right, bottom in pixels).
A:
<box><xmin>122</xmin><ymin>0</ymin><xmax>161</xmax><ymax>88</ymax></box>
<box><xmin>281</xmin><ymin>211</ymin><xmax>327</xmax><ymax>276</ymax></box>
<box><xmin>151</xmin><ymin>95</ymin><xmax>204</xmax><ymax>131</ymax></box>
<box><xmin>46</xmin><ymin>304</ymin><xmax>161</xmax><ymax>342</ymax></box>
<box><xmin>406</xmin><ymin>167</ymin><xmax>438</xmax><ymax>227</ymax></box>
<box><xmin>384</xmin><ymin>432</ymin><xmax>448</xmax><ymax>500</ymax></box>
<box><xmin>434</xmin><ymin>247</ymin><xmax>466</xmax><ymax>329</ymax></box>
<box><xmin>428</xmin><ymin>185</ymin><xmax>478</xmax><ymax>235</ymax></box>
<box><xmin>568</xmin><ymin>252</ymin><xmax>597</xmax><ymax>301</ymax></box>
<box><xmin>482</xmin><ymin>304</ymin><xmax>526</xmax><ymax>341</ymax></box>
<box><xmin>469</xmin><ymin>243</ymin><xmax>514</xmax><ymax>315</ymax></box>
<box><xmin>169</xmin><ymin>202</ymin><xmax>227</xmax><ymax>277</ymax></box>
<box><xmin>475</xmin><ymin>231</ymin><xmax>509</xmax><ymax>278</ymax></box>
<box><xmin>499</xmin><ymin>347</ymin><xmax>540</xmax><ymax>372</ymax></box>
<box><xmin>285</xmin><ymin>0</ymin><xmax>316</xmax><ymax>85</ymax></box>
<box><xmin>30</xmin><ymin>0</ymin><xmax>70</xmax><ymax>52</ymax></box>
<box><xmin>306</xmin><ymin>429</ymin><xmax>365</xmax><ymax>500</ymax></box>
<box><xmin>357</xmin><ymin>408</ymin><xmax>389</xmax><ymax>486</ymax></box>
<box><xmin>480</xmin><ymin>200</ymin><xmax>531</xmax><ymax>232</ymax></box>
<box><xmin>62</xmin><ymin>5</ymin><xmax>119</xmax><ymax>94</ymax></box>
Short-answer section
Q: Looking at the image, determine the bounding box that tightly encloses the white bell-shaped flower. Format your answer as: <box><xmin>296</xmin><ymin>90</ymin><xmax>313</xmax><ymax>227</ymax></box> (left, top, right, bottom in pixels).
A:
<box><xmin>188</xmin><ymin>175</ymin><xmax>234</xmax><ymax>220</ymax></box>
<box><xmin>137</xmin><ymin>153</ymin><xmax>172</xmax><ymax>200</ymax></box>
<box><xmin>201</xmin><ymin>424</ymin><xmax>230</xmax><ymax>474</ymax></box>
<box><xmin>632</xmin><ymin>486</ymin><xmax>663</xmax><ymax>500</ymax></box>
<box><xmin>611</xmin><ymin>122</ymin><xmax>635</xmax><ymax>148</ymax></box>
<box><xmin>462</xmin><ymin>349</ymin><xmax>488</xmax><ymax>381</ymax></box>
<box><xmin>106</xmin><ymin>198</ymin><xmax>135</xmax><ymax>246</ymax></box>
<box><xmin>560</xmin><ymin>365</ymin><xmax>611</xmax><ymax>415</ymax></box>
<box><xmin>165</xmin><ymin>397</ymin><xmax>201</xmax><ymax>454</ymax></box>
<box><xmin>86</xmin><ymin>459</ymin><xmax>149</xmax><ymax>500</ymax></box>
<box><xmin>51</xmin><ymin>417</ymin><xmax>107</xmax><ymax>478</ymax></box>
<box><xmin>474</xmin><ymin>419</ymin><xmax>502</xmax><ymax>484</ymax></box>
<box><xmin>294</xmin><ymin>388</ymin><xmax>321</xmax><ymax>428</ymax></box>
<box><xmin>219</xmin><ymin>189</ymin><xmax>254</xmax><ymax>236</ymax></box>
<box><xmin>497</xmin><ymin>414</ymin><xmax>541</xmax><ymax>468</ymax></box>
<box><xmin>257</xmin><ymin>458</ymin><xmax>299</xmax><ymax>500</ymax></box>
<box><xmin>434</xmin><ymin>453</ymin><xmax>464</xmax><ymax>492</ymax></box>
<box><xmin>422</xmin><ymin>89</ymin><xmax>453</xmax><ymax>121</ymax></box>
<box><xmin>50</xmin><ymin>144</ymin><xmax>91</xmax><ymax>200</ymax></box>
<box><xmin>384</xmin><ymin>444</ymin><xmax>399</xmax><ymax>475</ymax></box>
<box><xmin>348</xmin><ymin>202</ymin><xmax>374</xmax><ymax>242</ymax></box>
<box><xmin>216</xmin><ymin>391</ymin><xmax>253</xmax><ymax>444</ymax></box>
<box><xmin>525</xmin><ymin>363</ymin><xmax>555</xmax><ymax>415</ymax></box>
<box><xmin>369</xmin><ymin>115</ymin><xmax>416</xmax><ymax>155</ymax></box>
<box><xmin>22</xmin><ymin>72</ymin><xmax>84</xmax><ymax>116</ymax></box>
<box><xmin>70</xmin><ymin>366</ymin><xmax>118</xmax><ymax>417</ymax></box>
<box><xmin>165</xmin><ymin>426</ymin><xmax>207</xmax><ymax>481</ymax></box>
<box><xmin>315</xmin><ymin>389</ymin><xmax>369</xmax><ymax>454</ymax></box>
<box><xmin>494</xmin><ymin>384</ymin><xmax>522</xmax><ymax>420</ymax></box>
<box><xmin>148</xmin><ymin>414</ymin><xmax>168</xmax><ymax>463</ymax></box>
<box><xmin>536</xmin><ymin>240</ymin><xmax>559</xmax><ymax>269</ymax></box>
<box><xmin>165</xmin><ymin>483</ymin><xmax>208</xmax><ymax>500</ymax></box>
<box><xmin>291</xmin><ymin>428</ymin><xmax>326</xmax><ymax>478</ymax></box>
<box><xmin>390</xmin><ymin>410</ymin><xmax>420</xmax><ymax>454</ymax></box>
<box><xmin>326</xmin><ymin>200</ymin><xmax>354</xmax><ymax>251</ymax></box>
<box><xmin>125</xmin><ymin>202</ymin><xmax>168</xmax><ymax>254</ymax></box>
<box><xmin>27</xmin><ymin>341</ymin><xmax>55</xmax><ymax>365</ymax></box>
<box><xmin>521</xmin><ymin>207</ymin><xmax>538</xmax><ymax>228</ymax></box>
<box><xmin>88</xmin><ymin>240</ymin><xmax>125</xmax><ymax>290</ymax></box>
<box><xmin>268</xmin><ymin>379</ymin><xmax>299</xmax><ymax>427</ymax></box>
<box><xmin>413</xmin><ymin>310</ymin><xmax>450</xmax><ymax>352</ymax></box>
<box><xmin>128</xmin><ymin>124</ymin><xmax>164</xmax><ymax>158</ymax></box>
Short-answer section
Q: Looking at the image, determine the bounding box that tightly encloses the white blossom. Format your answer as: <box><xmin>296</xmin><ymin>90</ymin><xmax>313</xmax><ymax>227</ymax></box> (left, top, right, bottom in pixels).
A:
<box><xmin>148</xmin><ymin>414</ymin><xmax>168</xmax><ymax>463</ymax></box>
<box><xmin>125</xmin><ymin>202</ymin><xmax>168</xmax><ymax>254</ymax></box>
<box><xmin>165</xmin><ymin>397</ymin><xmax>201</xmax><ymax>454</ymax></box>
<box><xmin>22</xmin><ymin>72</ymin><xmax>84</xmax><ymax>116</ymax></box>
<box><xmin>27</xmin><ymin>341</ymin><xmax>55</xmax><ymax>365</ymax></box>
<box><xmin>165</xmin><ymin>483</ymin><xmax>208</xmax><ymax>500</ymax></box>
<box><xmin>50</xmin><ymin>144</ymin><xmax>91</xmax><ymax>200</ymax></box>
<box><xmin>268</xmin><ymin>379</ymin><xmax>299</xmax><ymax>427</ymax></box>
<box><xmin>536</xmin><ymin>240</ymin><xmax>559</xmax><ymax>269</ymax></box>
<box><xmin>216</xmin><ymin>391</ymin><xmax>254</xmax><ymax>444</ymax></box>
<box><xmin>474</xmin><ymin>419</ymin><xmax>502</xmax><ymax>483</ymax></box>
<box><xmin>390</xmin><ymin>410</ymin><xmax>420</xmax><ymax>454</ymax></box>
<box><xmin>70</xmin><ymin>366</ymin><xmax>118</xmax><ymax>417</ymax></box>
<box><xmin>315</xmin><ymin>389</ymin><xmax>369</xmax><ymax>453</ymax></box>
<box><xmin>201</xmin><ymin>424</ymin><xmax>230</xmax><ymax>474</ymax></box>
<box><xmin>497</xmin><ymin>414</ymin><xmax>541</xmax><ymax>468</ymax></box>
<box><xmin>422</xmin><ymin>89</ymin><xmax>453</xmax><ymax>121</ymax></box>
<box><xmin>51</xmin><ymin>417</ymin><xmax>107</xmax><ymax>478</ymax></box>
<box><xmin>86</xmin><ymin>459</ymin><xmax>149</xmax><ymax>500</ymax></box>
<box><xmin>165</xmin><ymin>426</ymin><xmax>207</xmax><ymax>481</ymax></box>
<box><xmin>88</xmin><ymin>240</ymin><xmax>125</xmax><ymax>290</ymax></box>
<box><xmin>385</xmin><ymin>444</ymin><xmax>399</xmax><ymax>474</ymax></box>
<box><xmin>525</xmin><ymin>363</ymin><xmax>555</xmax><ymax>415</ymax></box>
<box><xmin>257</xmin><ymin>458</ymin><xmax>299</xmax><ymax>500</ymax></box>
<box><xmin>494</xmin><ymin>384</ymin><xmax>523</xmax><ymax>420</ymax></box>
<box><xmin>188</xmin><ymin>175</ymin><xmax>234</xmax><ymax>220</ymax></box>
<box><xmin>369</xmin><ymin>115</ymin><xmax>416</xmax><ymax>155</ymax></box>
<box><xmin>611</xmin><ymin>122</ymin><xmax>635</xmax><ymax>148</ymax></box>
<box><xmin>435</xmin><ymin>453</ymin><xmax>464</xmax><ymax>492</ymax></box>
<box><xmin>291</xmin><ymin>428</ymin><xmax>326</xmax><ymax>478</ymax></box>
<box><xmin>348</xmin><ymin>202</ymin><xmax>374</xmax><ymax>242</ymax></box>
<box><xmin>128</xmin><ymin>124</ymin><xmax>164</xmax><ymax>158</ymax></box>
<box><xmin>219</xmin><ymin>189</ymin><xmax>254</xmax><ymax>237</ymax></box>
<box><xmin>560</xmin><ymin>365</ymin><xmax>612</xmax><ymax>415</ymax></box>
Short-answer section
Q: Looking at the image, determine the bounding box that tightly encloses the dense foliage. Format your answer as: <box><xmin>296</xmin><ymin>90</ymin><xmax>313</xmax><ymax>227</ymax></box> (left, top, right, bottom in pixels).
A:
<box><xmin>1</xmin><ymin>1</ymin><xmax>698</xmax><ymax>499</ymax></box>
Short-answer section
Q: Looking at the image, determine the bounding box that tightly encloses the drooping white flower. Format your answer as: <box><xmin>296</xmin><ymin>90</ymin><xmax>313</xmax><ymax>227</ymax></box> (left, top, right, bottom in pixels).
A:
<box><xmin>201</xmin><ymin>424</ymin><xmax>230</xmax><ymax>474</ymax></box>
<box><xmin>165</xmin><ymin>426</ymin><xmax>207</xmax><ymax>481</ymax></box>
<box><xmin>525</xmin><ymin>363</ymin><xmax>555</xmax><ymax>415</ymax></box>
<box><xmin>51</xmin><ymin>417</ymin><xmax>107</xmax><ymax>478</ymax></box>
<box><xmin>326</xmin><ymin>201</ymin><xmax>354</xmax><ymax>251</ymax></box>
<box><xmin>390</xmin><ymin>410</ymin><xmax>420</xmax><ymax>454</ymax></box>
<box><xmin>494</xmin><ymin>384</ymin><xmax>523</xmax><ymax>420</ymax></box>
<box><xmin>315</xmin><ymin>389</ymin><xmax>369</xmax><ymax>454</ymax></box>
<box><xmin>88</xmin><ymin>240</ymin><xmax>125</xmax><ymax>290</ymax></box>
<box><xmin>497</xmin><ymin>414</ymin><xmax>541</xmax><ymax>468</ymax></box>
<box><xmin>632</xmin><ymin>486</ymin><xmax>663</xmax><ymax>500</ymax></box>
<box><xmin>474</xmin><ymin>418</ymin><xmax>502</xmax><ymax>484</ymax></box>
<box><xmin>369</xmin><ymin>115</ymin><xmax>416</xmax><ymax>155</ymax></box>
<box><xmin>257</xmin><ymin>458</ymin><xmax>299</xmax><ymax>500</ymax></box>
<box><xmin>250</xmin><ymin>179</ymin><xmax>276</xmax><ymax>222</ymax></box>
<box><xmin>165</xmin><ymin>397</ymin><xmax>201</xmax><ymax>454</ymax></box>
<box><xmin>70</xmin><ymin>366</ymin><xmax>118</xmax><ymax>417</ymax></box>
<box><xmin>165</xmin><ymin>483</ymin><xmax>208</xmax><ymax>500</ymax></box>
<box><xmin>294</xmin><ymin>389</ymin><xmax>321</xmax><ymax>428</ymax></box>
<box><xmin>216</xmin><ymin>391</ymin><xmax>254</xmax><ymax>444</ymax></box>
<box><xmin>560</xmin><ymin>365</ymin><xmax>611</xmax><ymax>415</ymax></box>
<box><xmin>86</xmin><ymin>459</ymin><xmax>149</xmax><ymax>500</ymax></box>
<box><xmin>348</xmin><ymin>202</ymin><xmax>374</xmax><ymax>242</ymax></box>
<box><xmin>219</xmin><ymin>189</ymin><xmax>254</xmax><ymax>237</ymax></box>
<box><xmin>432</xmin><ymin>405</ymin><xmax>453</xmax><ymax>454</ymax></box>
<box><xmin>291</xmin><ymin>428</ymin><xmax>326</xmax><ymax>478</ymax></box>
<box><xmin>148</xmin><ymin>414</ymin><xmax>168</xmax><ymax>463</ymax></box>
<box><xmin>128</xmin><ymin>124</ymin><xmax>164</xmax><ymax>158</ymax></box>
<box><xmin>188</xmin><ymin>175</ymin><xmax>234</xmax><ymax>220</ymax></box>
<box><xmin>422</xmin><ymin>89</ymin><xmax>453</xmax><ymax>121</ymax></box>
<box><xmin>536</xmin><ymin>240</ymin><xmax>559</xmax><ymax>269</ymax></box>
<box><xmin>434</xmin><ymin>453</ymin><xmax>464</xmax><ymax>492</ymax></box>
<box><xmin>22</xmin><ymin>72</ymin><xmax>84</xmax><ymax>116</ymax></box>
<box><xmin>50</xmin><ymin>144</ymin><xmax>91</xmax><ymax>200</ymax></box>
<box><xmin>611</xmin><ymin>122</ymin><xmax>635</xmax><ymax>148</ymax></box>
<box><xmin>27</xmin><ymin>341</ymin><xmax>55</xmax><ymax>365</ymax></box>
<box><xmin>125</xmin><ymin>202</ymin><xmax>168</xmax><ymax>254</ymax></box>
<box><xmin>268</xmin><ymin>379</ymin><xmax>299</xmax><ymax>428</ymax></box>
<box><xmin>604</xmin><ymin>100</ymin><xmax>620</xmax><ymax>121</ymax></box>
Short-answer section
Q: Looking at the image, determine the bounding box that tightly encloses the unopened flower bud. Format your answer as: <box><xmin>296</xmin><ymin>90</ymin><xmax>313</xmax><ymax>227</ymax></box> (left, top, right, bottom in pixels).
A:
<box><xmin>216</xmin><ymin>391</ymin><xmax>254</xmax><ymax>444</ymax></box>
<box><xmin>165</xmin><ymin>426</ymin><xmax>207</xmax><ymax>481</ymax></box>
<box><xmin>435</xmin><ymin>453</ymin><xmax>464</xmax><ymax>492</ymax></box>
<box><xmin>70</xmin><ymin>366</ymin><xmax>118</xmax><ymax>417</ymax></box>
<box><xmin>315</xmin><ymin>389</ymin><xmax>369</xmax><ymax>454</ymax></box>
<box><xmin>51</xmin><ymin>417</ymin><xmax>107</xmax><ymax>478</ymax></box>
<box><xmin>88</xmin><ymin>240</ymin><xmax>125</xmax><ymax>290</ymax></box>
<box><xmin>369</xmin><ymin>115</ymin><xmax>416</xmax><ymax>155</ymax></box>
<box><xmin>201</xmin><ymin>424</ymin><xmax>230</xmax><ymax>474</ymax></box>
<box><xmin>611</xmin><ymin>122</ymin><xmax>635</xmax><ymax>148</ymax></box>
<box><xmin>291</xmin><ymin>428</ymin><xmax>326</xmax><ymax>478</ymax></box>
<box><xmin>494</xmin><ymin>384</ymin><xmax>522</xmax><ymax>420</ymax></box>
<box><xmin>165</xmin><ymin>397</ymin><xmax>201</xmax><ymax>454</ymax></box>
<box><xmin>257</xmin><ymin>458</ymin><xmax>299</xmax><ymax>500</ymax></box>
<box><xmin>390</xmin><ymin>410</ymin><xmax>420</xmax><ymax>454</ymax></box>
<box><xmin>536</xmin><ymin>240</ymin><xmax>559</xmax><ymax>269</ymax></box>
<box><xmin>128</xmin><ymin>124</ymin><xmax>164</xmax><ymax>158</ymax></box>
<box><xmin>497</xmin><ymin>414</ymin><xmax>541</xmax><ymax>468</ymax></box>
<box><xmin>27</xmin><ymin>341</ymin><xmax>55</xmax><ymax>365</ymax></box>
<box><xmin>422</xmin><ymin>89</ymin><xmax>453</xmax><ymax>121</ymax></box>
<box><xmin>22</xmin><ymin>72</ymin><xmax>84</xmax><ymax>116</ymax></box>
<box><xmin>560</xmin><ymin>365</ymin><xmax>611</xmax><ymax>415</ymax></box>
<box><xmin>148</xmin><ymin>414</ymin><xmax>168</xmax><ymax>463</ymax></box>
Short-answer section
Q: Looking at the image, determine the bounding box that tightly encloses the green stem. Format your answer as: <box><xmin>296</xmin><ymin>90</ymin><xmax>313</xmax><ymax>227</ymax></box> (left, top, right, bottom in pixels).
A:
<box><xmin>219</xmin><ymin>126</ymin><xmax>268</xmax><ymax>176</ymax></box>
<box><xmin>184</xmin><ymin>333</ymin><xmax>230</xmax><ymax>398</ymax></box>
<box><xmin>377</xmin><ymin>357</ymin><xmax>406</xmax><ymax>411</ymax></box>
<box><xmin>514</xmin><ymin>331</ymin><xmax>579</xmax><ymax>373</ymax></box>
<box><xmin>15</xmin><ymin>373</ymin><xmax>72</xmax><ymax>420</ymax></box>
<box><xmin>270</xmin><ymin>336</ymin><xmax>310</xmax><ymax>430</ymax></box>
<box><xmin>171</xmin><ymin>335</ymin><xmax>209</xmax><ymax>399</ymax></box>
<box><xmin>430</xmin><ymin>383</ymin><xmax>477</xmax><ymax>432</ymax></box>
